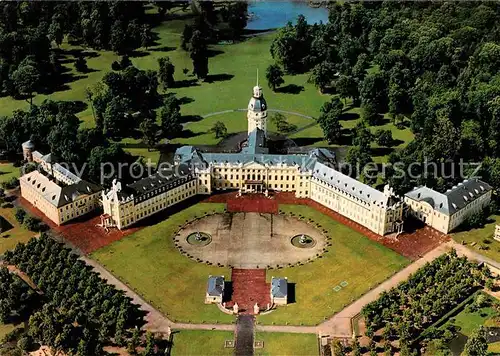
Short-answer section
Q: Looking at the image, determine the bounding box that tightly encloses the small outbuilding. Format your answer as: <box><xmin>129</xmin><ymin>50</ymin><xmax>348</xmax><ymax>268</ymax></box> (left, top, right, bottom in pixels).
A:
<box><xmin>270</xmin><ymin>277</ymin><xmax>288</xmax><ymax>305</ymax></box>
<box><xmin>205</xmin><ymin>275</ymin><xmax>225</xmax><ymax>304</ymax></box>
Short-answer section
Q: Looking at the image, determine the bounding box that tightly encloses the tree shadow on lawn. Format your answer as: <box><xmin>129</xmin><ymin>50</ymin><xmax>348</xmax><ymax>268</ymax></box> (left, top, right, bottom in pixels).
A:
<box><xmin>35</xmin><ymin>72</ymin><xmax>88</xmax><ymax>95</ymax></box>
<box><xmin>178</xmin><ymin>96</ymin><xmax>195</xmax><ymax>105</ymax></box>
<box><xmin>276</xmin><ymin>84</ymin><xmax>304</xmax><ymax>95</ymax></box>
<box><xmin>370</xmin><ymin>147</ymin><xmax>394</xmax><ymax>158</ymax></box>
<box><xmin>172</xmin><ymin>79</ymin><xmax>200</xmax><ymax>89</ymax></box>
<box><xmin>339</xmin><ymin>112</ymin><xmax>360</xmax><ymax>121</ymax></box>
<box><xmin>287</xmin><ymin>283</ymin><xmax>296</xmax><ymax>304</ymax></box>
<box><xmin>180</xmin><ymin>114</ymin><xmax>203</xmax><ymax>124</ymax></box>
<box><xmin>56</xmin><ymin>48</ymin><xmax>100</xmax><ymax>59</ymax></box>
<box><xmin>205</xmin><ymin>73</ymin><xmax>234</xmax><ymax>83</ymax></box>
<box><xmin>127</xmin><ymin>49</ymin><xmax>151</xmax><ymax>58</ymax></box>
<box><xmin>207</xmin><ymin>49</ymin><xmax>224</xmax><ymax>58</ymax></box>
<box><xmin>149</xmin><ymin>45</ymin><xmax>177</xmax><ymax>52</ymax></box>
<box><xmin>177</xmin><ymin>129</ymin><xmax>202</xmax><ymax>139</ymax></box>
<box><xmin>290</xmin><ymin>137</ymin><xmax>323</xmax><ymax>147</ymax></box>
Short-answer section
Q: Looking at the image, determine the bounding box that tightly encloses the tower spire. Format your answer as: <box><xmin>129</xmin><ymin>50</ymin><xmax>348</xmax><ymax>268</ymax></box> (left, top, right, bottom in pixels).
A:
<box><xmin>256</xmin><ymin>68</ymin><xmax>259</xmax><ymax>87</ymax></box>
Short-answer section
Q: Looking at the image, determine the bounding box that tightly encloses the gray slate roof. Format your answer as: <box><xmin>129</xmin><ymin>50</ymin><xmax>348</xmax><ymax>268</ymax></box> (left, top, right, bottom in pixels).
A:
<box><xmin>404</xmin><ymin>179</ymin><xmax>492</xmax><ymax>215</ymax></box>
<box><xmin>125</xmin><ymin>164</ymin><xmax>194</xmax><ymax>199</ymax></box>
<box><xmin>207</xmin><ymin>276</ymin><xmax>224</xmax><ymax>297</ymax></box>
<box><xmin>271</xmin><ymin>277</ymin><xmax>288</xmax><ymax>298</ymax></box>
<box><xmin>242</xmin><ymin>128</ymin><xmax>268</xmax><ymax>154</ymax></box>
<box><xmin>312</xmin><ymin>161</ymin><xmax>389</xmax><ymax>206</ymax></box>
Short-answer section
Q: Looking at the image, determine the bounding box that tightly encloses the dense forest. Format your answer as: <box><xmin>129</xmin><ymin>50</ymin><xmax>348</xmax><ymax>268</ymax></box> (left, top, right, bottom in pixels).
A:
<box><xmin>271</xmin><ymin>2</ymin><xmax>500</xmax><ymax>195</ymax></box>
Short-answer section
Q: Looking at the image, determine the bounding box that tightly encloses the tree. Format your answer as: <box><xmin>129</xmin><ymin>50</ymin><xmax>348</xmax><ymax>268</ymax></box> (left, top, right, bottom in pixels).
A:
<box><xmin>23</xmin><ymin>215</ymin><xmax>40</xmax><ymax>232</ymax></box>
<box><xmin>352</xmin><ymin>338</ymin><xmax>362</xmax><ymax>356</ymax></box>
<box><xmin>375</xmin><ymin>129</ymin><xmax>393</xmax><ymax>147</ymax></box>
<box><xmin>360</xmin><ymin>72</ymin><xmax>388</xmax><ymax>114</ymax></box>
<box><xmin>139</xmin><ymin>116</ymin><xmax>159</xmax><ymax>151</ymax></box>
<box><xmin>15</xmin><ymin>208</ymin><xmax>26</xmax><ymax>224</ymax></box>
<box><xmin>103</xmin><ymin>97</ymin><xmax>131</xmax><ymax>138</ymax></box>
<box><xmin>317</xmin><ymin>98</ymin><xmax>343</xmax><ymax>143</ymax></box>
<box><xmin>361</xmin><ymin>101</ymin><xmax>380</xmax><ymax>126</ymax></box>
<box><xmin>110</xmin><ymin>20</ymin><xmax>126</xmax><ymax>53</ymax></box>
<box><xmin>189</xmin><ymin>30</ymin><xmax>209</xmax><ymax>80</ymax></box>
<box><xmin>226</xmin><ymin>2</ymin><xmax>248</xmax><ymax>40</ymax></box>
<box><xmin>11</xmin><ymin>57</ymin><xmax>41</xmax><ymax>107</ymax></box>
<box><xmin>158</xmin><ymin>57</ymin><xmax>175</xmax><ymax>90</ymax></box>
<box><xmin>127</xmin><ymin>327</ymin><xmax>141</xmax><ymax>355</ymax></box>
<box><xmin>48</xmin><ymin>21</ymin><xmax>64</xmax><ymax>47</ymax></box>
<box><xmin>271</xmin><ymin>112</ymin><xmax>297</xmax><ymax>134</ymax></box>
<box><xmin>140</xmin><ymin>24</ymin><xmax>152</xmax><ymax>49</ymax></box>
<box><xmin>331</xmin><ymin>339</ymin><xmax>346</xmax><ymax>356</ymax></box>
<box><xmin>160</xmin><ymin>95</ymin><xmax>182</xmax><ymax>139</ymax></box>
<box><xmin>266</xmin><ymin>64</ymin><xmax>284</xmax><ymax>92</ymax></box>
<box><xmin>74</xmin><ymin>56</ymin><xmax>88</xmax><ymax>73</ymax></box>
<box><xmin>309</xmin><ymin>61</ymin><xmax>336</xmax><ymax>93</ymax></box>
<box><xmin>336</xmin><ymin>75</ymin><xmax>359</xmax><ymax>104</ymax></box>
<box><xmin>464</xmin><ymin>327</ymin><xmax>488</xmax><ymax>356</ymax></box>
<box><xmin>211</xmin><ymin>121</ymin><xmax>227</xmax><ymax>139</ymax></box>
<box><xmin>144</xmin><ymin>331</ymin><xmax>156</xmax><ymax>356</ymax></box>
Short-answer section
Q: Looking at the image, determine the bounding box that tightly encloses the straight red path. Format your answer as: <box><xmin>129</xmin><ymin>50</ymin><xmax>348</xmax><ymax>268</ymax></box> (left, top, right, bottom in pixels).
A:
<box><xmin>229</xmin><ymin>269</ymin><xmax>271</xmax><ymax>314</ymax></box>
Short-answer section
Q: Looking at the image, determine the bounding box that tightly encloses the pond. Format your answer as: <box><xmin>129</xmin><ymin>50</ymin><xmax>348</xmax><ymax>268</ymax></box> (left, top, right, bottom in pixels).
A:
<box><xmin>246</xmin><ymin>1</ymin><xmax>329</xmax><ymax>30</ymax></box>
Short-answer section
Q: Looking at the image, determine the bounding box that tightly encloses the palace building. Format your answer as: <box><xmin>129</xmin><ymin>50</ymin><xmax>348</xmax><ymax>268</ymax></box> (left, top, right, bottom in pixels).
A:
<box><xmin>404</xmin><ymin>179</ymin><xmax>492</xmax><ymax>233</ymax></box>
<box><xmin>19</xmin><ymin>148</ymin><xmax>102</xmax><ymax>225</ymax></box>
<box><xmin>101</xmin><ymin>82</ymin><xmax>405</xmax><ymax>236</ymax></box>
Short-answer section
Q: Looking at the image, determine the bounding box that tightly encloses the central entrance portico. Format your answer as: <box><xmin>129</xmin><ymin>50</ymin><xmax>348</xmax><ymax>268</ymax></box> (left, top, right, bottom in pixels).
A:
<box><xmin>244</xmin><ymin>180</ymin><xmax>264</xmax><ymax>193</ymax></box>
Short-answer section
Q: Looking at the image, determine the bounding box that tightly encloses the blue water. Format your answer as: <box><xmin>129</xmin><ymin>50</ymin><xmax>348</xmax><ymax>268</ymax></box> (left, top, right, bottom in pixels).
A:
<box><xmin>246</xmin><ymin>1</ymin><xmax>329</xmax><ymax>30</ymax></box>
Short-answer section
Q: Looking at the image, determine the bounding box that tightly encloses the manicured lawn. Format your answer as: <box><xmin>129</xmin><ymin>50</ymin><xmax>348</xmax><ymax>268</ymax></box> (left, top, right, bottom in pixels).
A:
<box><xmin>488</xmin><ymin>341</ymin><xmax>500</xmax><ymax>354</ymax></box>
<box><xmin>0</xmin><ymin>323</ymin><xmax>17</xmax><ymax>341</ymax></box>
<box><xmin>0</xmin><ymin>207</ymin><xmax>36</xmax><ymax>255</ymax></box>
<box><xmin>440</xmin><ymin>302</ymin><xmax>497</xmax><ymax>336</ymax></box>
<box><xmin>0</xmin><ymin>10</ymin><xmax>412</xmax><ymax>163</ymax></box>
<box><xmin>452</xmin><ymin>214</ymin><xmax>500</xmax><ymax>263</ymax></box>
<box><xmin>123</xmin><ymin>148</ymin><xmax>161</xmax><ymax>166</ymax></box>
<box><xmin>255</xmin><ymin>332</ymin><xmax>318</xmax><ymax>356</ymax></box>
<box><xmin>170</xmin><ymin>330</ymin><xmax>234</xmax><ymax>356</ymax></box>
<box><xmin>91</xmin><ymin>203</ymin><xmax>235</xmax><ymax>324</ymax></box>
<box><xmin>0</xmin><ymin>163</ymin><xmax>20</xmax><ymax>185</ymax></box>
<box><xmin>258</xmin><ymin>205</ymin><xmax>409</xmax><ymax>326</ymax></box>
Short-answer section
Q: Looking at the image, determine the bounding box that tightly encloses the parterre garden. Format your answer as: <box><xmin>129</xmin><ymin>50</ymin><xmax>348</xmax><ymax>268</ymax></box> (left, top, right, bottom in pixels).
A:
<box><xmin>91</xmin><ymin>202</ymin><xmax>409</xmax><ymax>326</ymax></box>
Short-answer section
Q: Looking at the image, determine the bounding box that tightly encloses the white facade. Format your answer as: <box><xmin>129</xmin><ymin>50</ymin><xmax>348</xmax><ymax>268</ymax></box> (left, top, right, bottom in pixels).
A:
<box><xmin>404</xmin><ymin>180</ymin><xmax>492</xmax><ymax>234</ymax></box>
<box><xmin>247</xmin><ymin>85</ymin><xmax>267</xmax><ymax>137</ymax></box>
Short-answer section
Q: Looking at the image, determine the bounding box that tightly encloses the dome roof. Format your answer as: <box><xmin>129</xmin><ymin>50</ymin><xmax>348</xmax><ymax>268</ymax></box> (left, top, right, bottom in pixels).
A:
<box><xmin>22</xmin><ymin>140</ymin><xmax>35</xmax><ymax>149</ymax></box>
<box><xmin>248</xmin><ymin>97</ymin><xmax>267</xmax><ymax>112</ymax></box>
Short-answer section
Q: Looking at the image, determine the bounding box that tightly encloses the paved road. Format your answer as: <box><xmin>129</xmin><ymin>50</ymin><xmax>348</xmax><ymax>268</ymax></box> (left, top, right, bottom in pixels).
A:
<box><xmin>235</xmin><ymin>315</ymin><xmax>255</xmax><ymax>356</ymax></box>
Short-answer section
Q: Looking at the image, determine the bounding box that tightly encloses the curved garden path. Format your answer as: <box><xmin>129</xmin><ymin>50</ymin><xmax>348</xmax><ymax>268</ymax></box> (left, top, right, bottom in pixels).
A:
<box><xmin>194</xmin><ymin>108</ymin><xmax>317</xmax><ymax>139</ymax></box>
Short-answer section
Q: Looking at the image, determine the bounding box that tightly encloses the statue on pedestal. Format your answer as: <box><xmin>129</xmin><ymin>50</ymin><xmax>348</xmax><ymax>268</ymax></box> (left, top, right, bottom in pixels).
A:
<box><xmin>233</xmin><ymin>303</ymin><xmax>239</xmax><ymax>314</ymax></box>
<box><xmin>254</xmin><ymin>303</ymin><xmax>260</xmax><ymax>315</ymax></box>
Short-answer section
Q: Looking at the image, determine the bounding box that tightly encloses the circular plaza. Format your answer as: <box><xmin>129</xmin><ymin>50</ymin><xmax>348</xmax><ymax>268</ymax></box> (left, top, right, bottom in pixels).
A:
<box><xmin>175</xmin><ymin>212</ymin><xmax>327</xmax><ymax>268</ymax></box>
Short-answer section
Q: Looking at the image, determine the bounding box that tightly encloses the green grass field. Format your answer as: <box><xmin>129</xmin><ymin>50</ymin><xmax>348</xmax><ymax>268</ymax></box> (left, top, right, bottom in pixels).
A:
<box><xmin>258</xmin><ymin>205</ymin><xmax>409</xmax><ymax>326</ymax></box>
<box><xmin>170</xmin><ymin>330</ymin><xmax>234</xmax><ymax>356</ymax></box>
<box><xmin>0</xmin><ymin>323</ymin><xmax>17</xmax><ymax>341</ymax></box>
<box><xmin>452</xmin><ymin>214</ymin><xmax>500</xmax><ymax>263</ymax></box>
<box><xmin>92</xmin><ymin>203</ymin><xmax>408</xmax><ymax>325</ymax></box>
<box><xmin>255</xmin><ymin>332</ymin><xmax>318</xmax><ymax>356</ymax></box>
<box><xmin>440</xmin><ymin>302</ymin><xmax>497</xmax><ymax>337</ymax></box>
<box><xmin>91</xmin><ymin>203</ymin><xmax>234</xmax><ymax>324</ymax></box>
<box><xmin>0</xmin><ymin>8</ymin><xmax>413</xmax><ymax>164</ymax></box>
<box><xmin>0</xmin><ymin>163</ymin><xmax>20</xmax><ymax>185</ymax></box>
<box><xmin>0</xmin><ymin>207</ymin><xmax>37</xmax><ymax>255</ymax></box>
